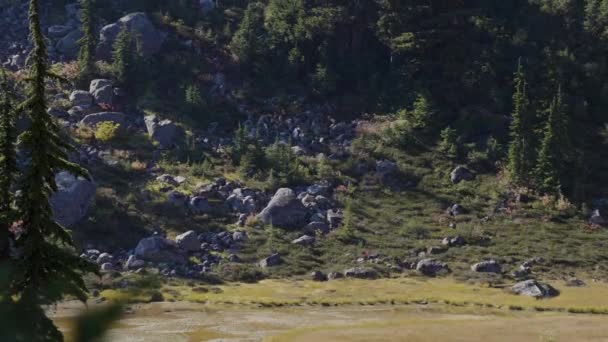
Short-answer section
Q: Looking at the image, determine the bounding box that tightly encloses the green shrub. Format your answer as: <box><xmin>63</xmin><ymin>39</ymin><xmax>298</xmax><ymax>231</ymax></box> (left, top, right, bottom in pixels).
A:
<box><xmin>217</xmin><ymin>264</ymin><xmax>266</xmax><ymax>283</ymax></box>
<box><xmin>399</xmin><ymin>94</ymin><xmax>436</xmax><ymax>131</ymax></box>
<box><xmin>264</xmin><ymin>141</ymin><xmax>309</xmax><ymax>187</ymax></box>
<box><xmin>383</xmin><ymin>121</ymin><xmax>421</xmax><ymax>150</ymax></box>
<box><xmin>95</xmin><ymin>121</ymin><xmax>122</xmax><ymax>143</ymax></box>
<box><xmin>438</xmin><ymin>126</ymin><xmax>461</xmax><ymax>159</ymax></box>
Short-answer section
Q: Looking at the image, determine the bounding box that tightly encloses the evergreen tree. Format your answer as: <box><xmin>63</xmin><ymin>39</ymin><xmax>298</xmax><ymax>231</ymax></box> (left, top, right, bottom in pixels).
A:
<box><xmin>535</xmin><ymin>86</ymin><xmax>570</xmax><ymax>195</ymax></box>
<box><xmin>230</xmin><ymin>2</ymin><xmax>267</xmax><ymax>69</ymax></box>
<box><xmin>12</xmin><ymin>0</ymin><xmax>96</xmax><ymax>339</ymax></box>
<box><xmin>77</xmin><ymin>0</ymin><xmax>96</xmax><ymax>81</ymax></box>
<box><xmin>0</xmin><ymin>69</ymin><xmax>16</xmax><ymax>261</ymax></box>
<box><xmin>507</xmin><ymin>60</ymin><xmax>533</xmax><ymax>184</ymax></box>
<box><xmin>438</xmin><ymin>126</ymin><xmax>460</xmax><ymax>159</ymax></box>
<box><xmin>112</xmin><ymin>26</ymin><xmax>135</xmax><ymax>86</ymax></box>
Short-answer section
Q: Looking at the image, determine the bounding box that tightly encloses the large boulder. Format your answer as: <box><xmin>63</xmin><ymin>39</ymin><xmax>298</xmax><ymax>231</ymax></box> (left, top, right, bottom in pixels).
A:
<box><xmin>416</xmin><ymin>259</ymin><xmax>449</xmax><ymax>276</ymax></box>
<box><xmin>69</xmin><ymin>90</ymin><xmax>93</xmax><ymax>108</ymax></box>
<box><xmin>257</xmin><ymin>188</ymin><xmax>308</xmax><ymax>228</ymax></box>
<box><xmin>97</xmin><ymin>13</ymin><xmax>164</xmax><ymax>60</ymax></box>
<box><xmin>175</xmin><ymin>231</ymin><xmax>200</xmax><ymax>252</ymax></box>
<box><xmin>144</xmin><ymin>115</ymin><xmax>182</xmax><ymax>148</ymax></box>
<box><xmin>134</xmin><ymin>237</ymin><xmax>185</xmax><ymax>263</ymax></box>
<box><xmin>189</xmin><ymin>196</ymin><xmax>212</xmax><ymax>214</ymax></box>
<box><xmin>80</xmin><ymin>112</ymin><xmax>125</xmax><ymax>128</ymax></box>
<box><xmin>511</xmin><ymin>279</ymin><xmax>558</xmax><ymax>298</ymax></box>
<box><xmin>471</xmin><ymin>260</ymin><xmax>502</xmax><ymax>274</ymax></box>
<box><xmin>89</xmin><ymin>79</ymin><xmax>114</xmax><ymax>105</ymax></box>
<box><xmin>48</xmin><ymin>25</ymin><xmax>72</xmax><ymax>38</ymax></box>
<box><xmin>450</xmin><ymin>166</ymin><xmax>474</xmax><ymax>184</ymax></box>
<box><xmin>50</xmin><ymin>172</ymin><xmax>96</xmax><ymax>228</ymax></box>
<box><xmin>56</xmin><ymin>29</ymin><xmax>83</xmax><ymax>57</ymax></box>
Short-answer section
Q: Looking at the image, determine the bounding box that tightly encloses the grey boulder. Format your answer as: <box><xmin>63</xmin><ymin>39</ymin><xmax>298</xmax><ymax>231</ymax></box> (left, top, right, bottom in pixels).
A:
<box><xmin>450</xmin><ymin>166</ymin><xmax>474</xmax><ymax>184</ymax></box>
<box><xmin>471</xmin><ymin>260</ymin><xmax>502</xmax><ymax>274</ymax></box>
<box><xmin>590</xmin><ymin>209</ymin><xmax>606</xmax><ymax>226</ymax></box>
<box><xmin>511</xmin><ymin>279</ymin><xmax>558</xmax><ymax>298</ymax></box>
<box><xmin>50</xmin><ymin>172</ymin><xmax>96</xmax><ymax>228</ymax></box>
<box><xmin>134</xmin><ymin>237</ymin><xmax>185</xmax><ymax>263</ymax></box>
<box><xmin>259</xmin><ymin>253</ymin><xmax>282</xmax><ymax>268</ymax></box>
<box><xmin>69</xmin><ymin>90</ymin><xmax>93</xmax><ymax>108</ymax></box>
<box><xmin>56</xmin><ymin>29</ymin><xmax>83</xmax><ymax>57</ymax></box>
<box><xmin>175</xmin><ymin>230</ymin><xmax>200</xmax><ymax>252</ymax></box>
<box><xmin>291</xmin><ymin>235</ymin><xmax>315</xmax><ymax>246</ymax></box>
<box><xmin>257</xmin><ymin>188</ymin><xmax>307</xmax><ymax>228</ymax></box>
<box><xmin>80</xmin><ymin>112</ymin><xmax>125</xmax><ymax>128</ymax></box>
<box><xmin>344</xmin><ymin>267</ymin><xmax>377</xmax><ymax>279</ymax></box>
<box><xmin>189</xmin><ymin>196</ymin><xmax>212</xmax><ymax>214</ymax></box>
<box><xmin>98</xmin><ymin>13</ymin><xmax>164</xmax><ymax>60</ymax></box>
<box><xmin>144</xmin><ymin>115</ymin><xmax>182</xmax><ymax>148</ymax></box>
<box><xmin>89</xmin><ymin>79</ymin><xmax>114</xmax><ymax>105</ymax></box>
<box><xmin>416</xmin><ymin>259</ymin><xmax>449</xmax><ymax>276</ymax></box>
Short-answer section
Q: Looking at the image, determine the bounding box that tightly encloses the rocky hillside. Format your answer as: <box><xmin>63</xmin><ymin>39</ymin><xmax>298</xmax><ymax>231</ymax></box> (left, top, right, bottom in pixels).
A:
<box><xmin>2</xmin><ymin>0</ymin><xmax>608</xmax><ymax>297</ymax></box>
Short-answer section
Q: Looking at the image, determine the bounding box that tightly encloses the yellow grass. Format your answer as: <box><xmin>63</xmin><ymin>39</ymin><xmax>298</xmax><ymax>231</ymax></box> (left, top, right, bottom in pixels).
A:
<box><xmin>100</xmin><ymin>277</ymin><xmax>608</xmax><ymax>313</ymax></box>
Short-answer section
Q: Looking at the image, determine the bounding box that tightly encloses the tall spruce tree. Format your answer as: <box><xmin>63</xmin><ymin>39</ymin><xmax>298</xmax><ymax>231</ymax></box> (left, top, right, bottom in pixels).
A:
<box><xmin>507</xmin><ymin>60</ymin><xmax>533</xmax><ymax>184</ymax></box>
<box><xmin>112</xmin><ymin>26</ymin><xmax>135</xmax><ymax>87</ymax></box>
<box><xmin>77</xmin><ymin>0</ymin><xmax>96</xmax><ymax>81</ymax></box>
<box><xmin>13</xmin><ymin>0</ymin><xmax>96</xmax><ymax>339</ymax></box>
<box><xmin>0</xmin><ymin>69</ymin><xmax>16</xmax><ymax>261</ymax></box>
<box><xmin>535</xmin><ymin>86</ymin><xmax>570</xmax><ymax>195</ymax></box>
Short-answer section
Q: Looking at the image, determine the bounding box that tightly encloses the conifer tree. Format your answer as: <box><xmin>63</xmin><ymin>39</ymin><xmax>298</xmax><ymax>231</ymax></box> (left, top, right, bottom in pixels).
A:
<box><xmin>77</xmin><ymin>0</ymin><xmax>97</xmax><ymax>81</ymax></box>
<box><xmin>112</xmin><ymin>26</ymin><xmax>135</xmax><ymax>87</ymax></box>
<box><xmin>0</xmin><ymin>69</ymin><xmax>16</xmax><ymax>261</ymax></box>
<box><xmin>507</xmin><ymin>60</ymin><xmax>533</xmax><ymax>184</ymax></box>
<box><xmin>535</xmin><ymin>86</ymin><xmax>570</xmax><ymax>195</ymax></box>
<box><xmin>13</xmin><ymin>0</ymin><xmax>96</xmax><ymax>339</ymax></box>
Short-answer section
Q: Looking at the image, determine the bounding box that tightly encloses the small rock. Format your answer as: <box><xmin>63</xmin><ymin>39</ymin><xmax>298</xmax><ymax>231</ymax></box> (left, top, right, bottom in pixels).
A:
<box><xmin>305</xmin><ymin>221</ymin><xmax>330</xmax><ymax>234</ymax></box>
<box><xmin>232</xmin><ymin>231</ymin><xmax>248</xmax><ymax>242</ymax></box>
<box><xmin>311</xmin><ymin>271</ymin><xmax>328</xmax><ymax>282</ymax></box>
<box><xmin>416</xmin><ymin>259</ymin><xmax>449</xmax><ymax>276</ymax></box>
<box><xmin>149</xmin><ymin>291</ymin><xmax>164</xmax><ymax>302</ymax></box>
<box><xmin>565</xmin><ymin>277</ymin><xmax>586</xmax><ymax>287</ymax></box>
<box><xmin>590</xmin><ymin>209</ymin><xmax>606</xmax><ymax>226</ymax></box>
<box><xmin>189</xmin><ymin>196</ymin><xmax>212</xmax><ymax>214</ymax></box>
<box><xmin>441</xmin><ymin>236</ymin><xmax>465</xmax><ymax>247</ymax></box>
<box><xmin>292</xmin><ymin>235</ymin><xmax>315</xmax><ymax>246</ymax></box>
<box><xmin>125</xmin><ymin>255</ymin><xmax>145</xmax><ymax>270</ymax></box>
<box><xmin>96</xmin><ymin>252</ymin><xmax>113</xmax><ymax>264</ymax></box>
<box><xmin>167</xmin><ymin>191</ymin><xmax>188</xmax><ymax>206</ymax></box>
<box><xmin>427</xmin><ymin>246</ymin><xmax>448</xmax><ymax>255</ymax></box>
<box><xmin>511</xmin><ymin>279</ymin><xmax>558</xmax><ymax>298</ymax></box>
<box><xmin>450</xmin><ymin>166</ymin><xmax>474</xmax><ymax>184</ymax></box>
<box><xmin>471</xmin><ymin>260</ymin><xmax>501</xmax><ymax>274</ymax></box>
<box><xmin>259</xmin><ymin>253</ymin><xmax>282</xmax><ymax>268</ymax></box>
<box><xmin>326</xmin><ymin>209</ymin><xmax>343</xmax><ymax>228</ymax></box>
<box><xmin>100</xmin><ymin>263</ymin><xmax>114</xmax><ymax>271</ymax></box>
<box><xmin>449</xmin><ymin>204</ymin><xmax>465</xmax><ymax>216</ymax></box>
<box><xmin>344</xmin><ymin>267</ymin><xmax>377</xmax><ymax>279</ymax></box>
<box><xmin>327</xmin><ymin>271</ymin><xmax>344</xmax><ymax>280</ymax></box>
<box><xmin>156</xmin><ymin>174</ymin><xmax>177</xmax><ymax>185</ymax></box>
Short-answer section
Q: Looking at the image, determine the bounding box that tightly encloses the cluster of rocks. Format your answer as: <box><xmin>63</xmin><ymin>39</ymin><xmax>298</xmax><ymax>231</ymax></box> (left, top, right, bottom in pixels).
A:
<box><xmin>0</xmin><ymin>1</ymin><xmax>31</xmax><ymax>69</ymax></box>
<box><xmin>153</xmin><ymin>175</ymin><xmax>344</xmax><ymax>240</ymax></box>
<box><xmin>83</xmin><ymin>228</ymin><xmax>248</xmax><ymax>279</ymax></box>
<box><xmin>238</xmin><ymin>111</ymin><xmax>355</xmax><ymax>161</ymax></box>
